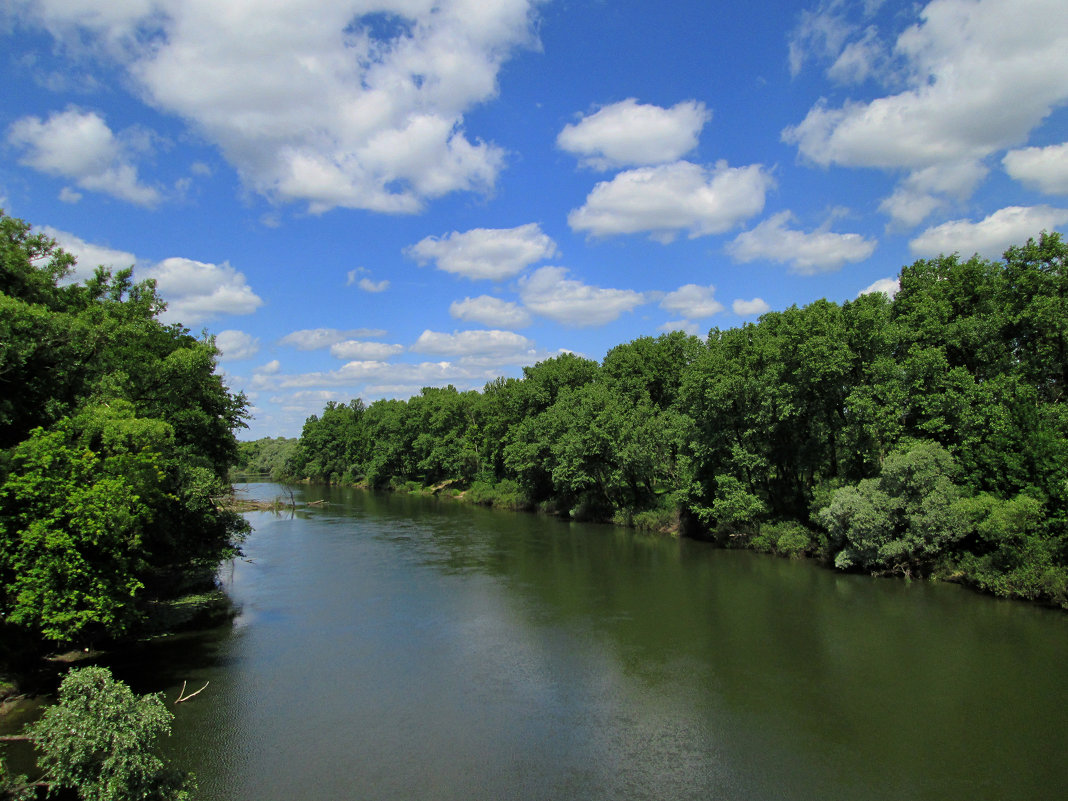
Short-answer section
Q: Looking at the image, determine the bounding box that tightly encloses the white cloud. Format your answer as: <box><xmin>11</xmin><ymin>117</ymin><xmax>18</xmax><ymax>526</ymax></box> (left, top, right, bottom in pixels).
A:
<box><xmin>17</xmin><ymin>0</ymin><xmax>541</xmax><ymax>213</ymax></box>
<box><xmin>450</xmin><ymin>295</ymin><xmax>532</xmax><ymax>328</ymax></box>
<box><xmin>256</xmin><ymin>359</ymin><xmax>281</xmax><ymax>375</ymax></box>
<box><xmin>1003</xmin><ymin>143</ymin><xmax>1068</xmax><ymax>195</ymax></box>
<box><xmin>789</xmin><ymin>0</ymin><xmax>889</xmax><ymax>83</ymax></box>
<box><xmin>279</xmin><ymin>328</ymin><xmax>388</xmax><ymax>350</ymax></box>
<box><xmin>784</xmin><ymin>0</ymin><xmax>1068</xmax><ymax>173</ymax></box>
<box><xmin>270</xmin><ymin>389</ymin><xmax>345</xmax><ymax>405</ymax></box>
<box><xmin>879</xmin><ymin>160</ymin><xmax>989</xmax><ymax>227</ymax></box>
<box><xmin>858</xmin><ymin>278</ymin><xmax>900</xmax><ymax>298</ymax></box>
<box><xmin>37</xmin><ymin>225</ymin><xmax>136</xmax><ymax>283</ymax></box>
<box><xmin>568</xmin><ymin>160</ymin><xmax>772</xmax><ymax>242</ymax></box>
<box><xmin>728</xmin><ymin>211</ymin><xmax>877</xmax><ymax>274</ymax></box>
<box><xmin>358</xmin><ymin>277</ymin><xmax>390</xmax><ymax>292</ymax></box>
<box><xmin>406</xmin><ymin>223</ymin><xmax>557</xmax><ymax>280</ymax></box>
<box><xmin>33</xmin><ymin>225</ymin><xmax>261</xmax><ymax>324</ymax></box>
<box><xmin>8</xmin><ymin>107</ymin><xmax>160</xmax><ymax>206</ymax></box>
<box><xmin>732</xmin><ymin>297</ymin><xmax>771</xmax><ymax>316</ymax></box>
<box><xmin>788</xmin><ymin>1</ymin><xmax>858</xmax><ymax>77</ymax></box>
<box><xmin>826</xmin><ymin>26</ymin><xmax>886</xmax><ymax>85</ymax></box>
<box><xmin>268</xmin><ymin>389</ymin><xmax>353</xmax><ymax>414</ymax></box>
<box><xmin>329</xmin><ymin>340</ymin><xmax>405</xmax><ymax>360</ymax></box>
<box><xmin>345</xmin><ymin>267</ymin><xmax>388</xmax><ymax>290</ymax></box>
<box><xmin>878</xmin><ymin>187</ymin><xmax>946</xmax><ymax>229</ymax></box>
<box><xmin>140</xmin><ymin>257</ymin><xmax>263</xmax><ymax>324</ymax></box>
<box><xmin>909</xmin><ymin>205</ymin><xmax>1068</xmax><ymax>259</ymax></box>
<box><xmin>215</xmin><ymin>329</ymin><xmax>260</xmax><ymax>361</ymax></box>
<box><xmin>266</xmin><ymin>359</ymin><xmax>494</xmax><ymax>391</ymax></box>
<box><xmin>557</xmin><ymin>98</ymin><xmax>710</xmax><ymax>170</ymax></box>
<box><xmin>58</xmin><ymin>186</ymin><xmax>83</xmax><ymax>203</ymax></box>
<box><xmin>519</xmin><ymin>266</ymin><xmax>646</xmax><ymax>326</ymax></box>
<box><xmin>658</xmin><ymin>319</ymin><xmax>701</xmax><ymax>336</ymax></box>
<box><xmin>411</xmin><ymin>329</ymin><xmax>534</xmax><ymax>357</ymax></box>
<box><xmin>659</xmin><ymin>284</ymin><xmax>724</xmax><ymax>319</ymax></box>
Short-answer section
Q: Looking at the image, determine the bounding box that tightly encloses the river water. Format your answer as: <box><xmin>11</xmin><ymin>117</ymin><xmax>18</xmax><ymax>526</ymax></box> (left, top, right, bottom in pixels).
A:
<box><xmin>124</xmin><ymin>483</ymin><xmax>1068</xmax><ymax>800</ymax></box>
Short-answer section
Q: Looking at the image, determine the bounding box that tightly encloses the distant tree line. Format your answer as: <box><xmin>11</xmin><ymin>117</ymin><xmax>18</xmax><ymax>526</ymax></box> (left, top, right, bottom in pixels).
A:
<box><xmin>0</xmin><ymin>211</ymin><xmax>249</xmax><ymax>648</ymax></box>
<box><xmin>275</xmin><ymin>232</ymin><xmax>1068</xmax><ymax>608</ymax></box>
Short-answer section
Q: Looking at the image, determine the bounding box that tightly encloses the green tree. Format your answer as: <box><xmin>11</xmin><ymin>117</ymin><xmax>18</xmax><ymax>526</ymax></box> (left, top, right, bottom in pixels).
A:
<box><xmin>28</xmin><ymin>666</ymin><xmax>193</xmax><ymax>801</ymax></box>
<box><xmin>0</xmin><ymin>211</ymin><xmax>249</xmax><ymax>644</ymax></box>
<box><xmin>0</xmin><ymin>422</ymin><xmax>156</xmax><ymax>642</ymax></box>
<box><xmin>820</xmin><ymin>440</ymin><xmax>970</xmax><ymax>576</ymax></box>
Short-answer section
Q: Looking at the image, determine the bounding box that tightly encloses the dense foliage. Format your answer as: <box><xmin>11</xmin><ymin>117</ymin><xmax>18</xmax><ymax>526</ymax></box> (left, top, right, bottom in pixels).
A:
<box><xmin>1</xmin><ymin>666</ymin><xmax>192</xmax><ymax>801</ymax></box>
<box><xmin>231</xmin><ymin>437</ymin><xmax>299</xmax><ymax>481</ymax></box>
<box><xmin>0</xmin><ymin>212</ymin><xmax>249</xmax><ymax>645</ymax></box>
<box><xmin>290</xmin><ymin>233</ymin><xmax>1068</xmax><ymax>607</ymax></box>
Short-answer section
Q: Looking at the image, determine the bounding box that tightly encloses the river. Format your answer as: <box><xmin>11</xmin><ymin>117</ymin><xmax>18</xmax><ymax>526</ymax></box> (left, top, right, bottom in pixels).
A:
<box><xmin>115</xmin><ymin>483</ymin><xmax>1068</xmax><ymax>799</ymax></box>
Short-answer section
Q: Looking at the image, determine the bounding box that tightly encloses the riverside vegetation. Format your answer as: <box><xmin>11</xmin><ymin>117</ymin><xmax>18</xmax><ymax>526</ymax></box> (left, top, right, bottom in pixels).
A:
<box><xmin>241</xmin><ymin>231</ymin><xmax>1068</xmax><ymax>610</ymax></box>
<box><xmin>0</xmin><ymin>211</ymin><xmax>247</xmax><ymax>799</ymax></box>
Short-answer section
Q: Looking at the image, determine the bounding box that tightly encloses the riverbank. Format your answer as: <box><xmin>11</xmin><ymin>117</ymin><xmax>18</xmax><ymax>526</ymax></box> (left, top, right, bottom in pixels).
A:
<box><xmin>0</xmin><ymin>585</ymin><xmax>236</xmax><ymax>726</ymax></box>
<box><xmin>269</xmin><ymin>476</ymin><xmax>1068</xmax><ymax>612</ymax></box>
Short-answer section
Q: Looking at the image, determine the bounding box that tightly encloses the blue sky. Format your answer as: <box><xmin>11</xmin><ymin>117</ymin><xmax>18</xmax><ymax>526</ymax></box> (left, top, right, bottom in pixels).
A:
<box><xmin>2</xmin><ymin>0</ymin><xmax>1067</xmax><ymax>439</ymax></box>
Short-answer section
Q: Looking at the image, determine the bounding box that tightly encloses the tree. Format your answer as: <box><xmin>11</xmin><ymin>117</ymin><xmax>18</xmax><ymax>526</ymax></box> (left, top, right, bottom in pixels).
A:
<box><xmin>27</xmin><ymin>667</ymin><xmax>193</xmax><ymax>801</ymax></box>
<box><xmin>0</xmin><ymin>210</ymin><xmax>249</xmax><ymax>644</ymax></box>
<box><xmin>0</xmin><ymin>421</ymin><xmax>156</xmax><ymax>642</ymax></box>
<box><xmin>820</xmin><ymin>440</ymin><xmax>970</xmax><ymax>576</ymax></box>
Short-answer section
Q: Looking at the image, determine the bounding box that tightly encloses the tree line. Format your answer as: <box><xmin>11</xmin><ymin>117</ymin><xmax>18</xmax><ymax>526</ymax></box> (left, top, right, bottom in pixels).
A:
<box><xmin>264</xmin><ymin>232</ymin><xmax>1068</xmax><ymax>607</ymax></box>
<box><xmin>0</xmin><ymin>211</ymin><xmax>249</xmax><ymax>648</ymax></box>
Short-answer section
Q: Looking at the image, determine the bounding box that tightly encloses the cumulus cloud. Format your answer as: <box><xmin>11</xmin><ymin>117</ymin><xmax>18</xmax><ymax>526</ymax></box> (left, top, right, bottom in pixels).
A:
<box><xmin>519</xmin><ymin>266</ymin><xmax>646</xmax><ymax>326</ymax></box>
<box><xmin>449</xmin><ymin>295</ymin><xmax>532</xmax><ymax>328</ymax></box>
<box><xmin>359</xmin><ymin>277</ymin><xmax>389</xmax><ymax>292</ymax></box>
<box><xmin>344</xmin><ymin>267</ymin><xmax>389</xmax><ymax>292</ymax></box>
<box><xmin>826</xmin><ymin>26</ymin><xmax>887</xmax><ymax>85</ymax></box>
<box><xmin>659</xmin><ymin>284</ymin><xmax>724</xmax><ymax>319</ymax></box>
<box><xmin>267</xmin><ymin>359</ymin><xmax>492</xmax><ymax>391</ymax></box>
<box><xmin>15</xmin><ymin>0</ymin><xmax>541</xmax><ymax>213</ymax></box>
<box><xmin>732</xmin><ymin>297</ymin><xmax>771</xmax><ymax>316</ymax></box>
<box><xmin>140</xmin><ymin>257</ymin><xmax>263</xmax><ymax>324</ymax></box>
<box><xmin>37</xmin><ymin>225</ymin><xmax>136</xmax><ymax>283</ymax></box>
<box><xmin>215</xmin><ymin>329</ymin><xmax>260</xmax><ymax>361</ymax></box>
<box><xmin>909</xmin><ymin>205</ymin><xmax>1068</xmax><ymax>259</ymax></box>
<box><xmin>406</xmin><ymin>223</ymin><xmax>557</xmax><ymax>280</ymax></box>
<box><xmin>784</xmin><ymin>0</ymin><xmax>1068</xmax><ymax>175</ymax></box>
<box><xmin>878</xmin><ymin>160</ymin><xmax>989</xmax><ymax>227</ymax></box>
<box><xmin>1003</xmin><ymin>143</ymin><xmax>1068</xmax><ymax>195</ymax></box>
<box><xmin>8</xmin><ymin>107</ymin><xmax>160</xmax><ymax>206</ymax></box>
<box><xmin>267</xmin><ymin>390</ymin><xmax>352</xmax><ymax>414</ymax></box>
<box><xmin>858</xmin><ymin>277</ymin><xmax>900</xmax><ymax>298</ymax></box>
<box><xmin>788</xmin><ymin>0</ymin><xmax>860</xmax><ymax>77</ymax></box>
<box><xmin>256</xmin><ymin>359</ymin><xmax>282</xmax><ymax>375</ymax></box>
<box><xmin>411</xmin><ymin>329</ymin><xmax>534</xmax><ymax>357</ymax></box>
<box><xmin>568</xmin><ymin>160</ymin><xmax>772</xmax><ymax>242</ymax></box>
<box><xmin>728</xmin><ymin>211</ymin><xmax>877</xmax><ymax>274</ymax></box>
<box><xmin>658</xmin><ymin>320</ymin><xmax>701</xmax><ymax>336</ymax></box>
<box><xmin>278</xmin><ymin>328</ymin><xmax>387</xmax><ymax>350</ymax></box>
<box><xmin>557</xmin><ymin>98</ymin><xmax>710</xmax><ymax>170</ymax></box>
<box><xmin>329</xmin><ymin>340</ymin><xmax>405</xmax><ymax>360</ymax></box>
<box><xmin>35</xmin><ymin>225</ymin><xmax>261</xmax><ymax>324</ymax></box>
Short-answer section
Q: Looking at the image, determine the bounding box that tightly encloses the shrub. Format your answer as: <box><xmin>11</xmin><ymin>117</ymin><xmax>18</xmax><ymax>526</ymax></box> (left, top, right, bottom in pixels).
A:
<box><xmin>28</xmin><ymin>666</ymin><xmax>194</xmax><ymax>801</ymax></box>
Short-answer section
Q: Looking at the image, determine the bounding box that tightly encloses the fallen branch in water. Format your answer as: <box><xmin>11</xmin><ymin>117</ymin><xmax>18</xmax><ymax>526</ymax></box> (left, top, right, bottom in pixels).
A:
<box><xmin>175</xmin><ymin>680</ymin><xmax>209</xmax><ymax>703</ymax></box>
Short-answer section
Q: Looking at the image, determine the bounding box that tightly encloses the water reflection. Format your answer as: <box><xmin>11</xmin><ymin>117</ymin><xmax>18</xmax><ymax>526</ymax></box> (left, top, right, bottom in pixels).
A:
<box><xmin>138</xmin><ymin>483</ymin><xmax>1068</xmax><ymax>801</ymax></box>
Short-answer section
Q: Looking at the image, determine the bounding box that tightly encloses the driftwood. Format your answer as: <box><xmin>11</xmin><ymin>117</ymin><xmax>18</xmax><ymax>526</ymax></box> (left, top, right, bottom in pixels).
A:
<box><xmin>175</xmin><ymin>680</ymin><xmax>209</xmax><ymax>703</ymax></box>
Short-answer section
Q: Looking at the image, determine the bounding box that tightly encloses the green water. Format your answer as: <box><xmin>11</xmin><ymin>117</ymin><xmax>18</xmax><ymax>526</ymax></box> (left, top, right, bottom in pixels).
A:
<box><xmin>129</xmin><ymin>483</ymin><xmax>1068</xmax><ymax>799</ymax></box>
